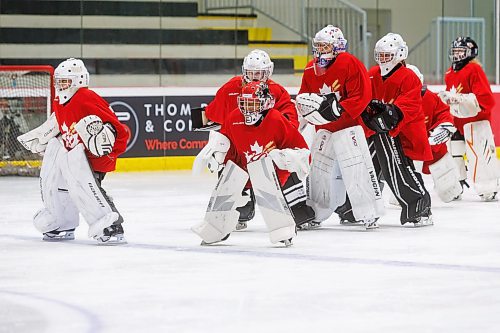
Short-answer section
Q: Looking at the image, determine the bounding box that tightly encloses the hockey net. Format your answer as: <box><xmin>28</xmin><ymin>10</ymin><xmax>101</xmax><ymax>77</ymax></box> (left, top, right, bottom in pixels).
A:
<box><xmin>0</xmin><ymin>65</ymin><xmax>54</xmax><ymax>176</ymax></box>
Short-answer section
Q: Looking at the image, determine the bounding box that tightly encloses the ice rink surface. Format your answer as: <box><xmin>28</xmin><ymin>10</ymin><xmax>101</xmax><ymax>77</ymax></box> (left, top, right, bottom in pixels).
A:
<box><xmin>1</xmin><ymin>171</ymin><xmax>500</xmax><ymax>333</ymax></box>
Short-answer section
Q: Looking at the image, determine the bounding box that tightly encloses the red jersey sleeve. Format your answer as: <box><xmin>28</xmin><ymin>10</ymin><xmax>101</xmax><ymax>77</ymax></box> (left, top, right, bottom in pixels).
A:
<box><xmin>390</xmin><ymin>70</ymin><xmax>422</xmax><ymax>137</ymax></box>
<box><xmin>470</xmin><ymin>65</ymin><xmax>495</xmax><ymax>113</ymax></box>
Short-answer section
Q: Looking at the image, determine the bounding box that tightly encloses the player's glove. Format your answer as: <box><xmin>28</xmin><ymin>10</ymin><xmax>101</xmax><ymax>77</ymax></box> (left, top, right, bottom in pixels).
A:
<box><xmin>428</xmin><ymin>122</ymin><xmax>456</xmax><ymax>145</ymax></box>
<box><xmin>295</xmin><ymin>93</ymin><xmax>344</xmax><ymax>125</ymax></box>
<box><xmin>75</xmin><ymin>115</ymin><xmax>116</xmax><ymax>157</ymax></box>
<box><xmin>362</xmin><ymin>99</ymin><xmax>403</xmax><ymax>133</ymax></box>
<box><xmin>269</xmin><ymin>148</ymin><xmax>310</xmax><ymax>180</ymax></box>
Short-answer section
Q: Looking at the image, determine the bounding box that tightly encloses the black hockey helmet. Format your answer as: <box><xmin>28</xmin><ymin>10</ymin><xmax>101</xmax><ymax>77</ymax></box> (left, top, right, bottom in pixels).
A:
<box><xmin>449</xmin><ymin>36</ymin><xmax>478</xmax><ymax>70</ymax></box>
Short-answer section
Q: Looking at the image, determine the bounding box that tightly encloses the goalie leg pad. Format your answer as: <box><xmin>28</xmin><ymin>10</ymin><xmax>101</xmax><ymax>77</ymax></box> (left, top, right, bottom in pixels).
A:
<box><xmin>307</xmin><ymin>130</ymin><xmax>347</xmax><ymax>221</ymax></box>
<box><xmin>372</xmin><ymin>133</ymin><xmax>431</xmax><ymax>224</ymax></box>
<box><xmin>59</xmin><ymin>143</ymin><xmax>116</xmax><ymax>237</ymax></box>
<box><xmin>247</xmin><ymin>157</ymin><xmax>296</xmax><ymax>244</ymax></box>
<box><xmin>332</xmin><ymin>126</ymin><xmax>384</xmax><ymax>222</ymax></box>
<box><xmin>191</xmin><ymin>161</ymin><xmax>249</xmax><ymax>244</ymax></box>
<box><xmin>35</xmin><ymin>138</ymin><xmax>79</xmax><ymax>234</ymax></box>
<box><xmin>463</xmin><ymin>120</ymin><xmax>500</xmax><ymax>197</ymax></box>
<box><xmin>448</xmin><ymin>132</ymin><xmax>467</xmax><ymax>181</ymax></box>
<box><xmin>429</xmin><ymin>152</ymin><xmax>463</xmax><ymax>203</ymax></box>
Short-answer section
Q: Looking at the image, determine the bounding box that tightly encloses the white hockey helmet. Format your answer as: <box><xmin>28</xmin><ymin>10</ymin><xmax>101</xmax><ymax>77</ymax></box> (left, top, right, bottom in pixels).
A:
<box><xmin>238</xmin><ymin>81</ymin><xmax>275</xmax><ymax>125</ymax></box>
<box><xmin>312</xmin><ymin>25</ymin><xmax>347</xmax><ymax>76</ymax></box>
<box><xmin>242</xmin><ymin>49</ymin><xmax>274</xmax><ymax>83</ymax></box>
<box><xmin>54</xmin><ymin>58</ymin><xmax>90</xmax><ymax>104</ymax></box>
<box><xmin>406</xmin><ymin>64</ymin><xmax>424</xmax><ymax>84</ymax></box>
<box><xmin>374</xmin><ymin>33</ymin><xmax>408</xmax><ymax>76</ymax></box>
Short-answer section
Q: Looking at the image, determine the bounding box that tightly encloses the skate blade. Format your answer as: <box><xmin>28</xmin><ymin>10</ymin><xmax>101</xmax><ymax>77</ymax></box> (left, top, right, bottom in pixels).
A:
<box><xmin>364</xmin><ymin>222</ymin><xmax>379</xmax><ymax>230</ymax></box>
<box><xmin>280</xmin><ymin>239</ymin><xmax>293</xmax><ymax>247</ymax></box>
<box><xmin>403</xmin><ymin>216</ymin><xmax>434</xmax><ymax>228</ymax></box>
<box><xmin>96</xmin><ymin>234</ymin><xmax>127</xmax><ymax>245</ymax></box>
<box><xmin>43</xmin><ymin>232</ymin><xmax>75</xmax><ymax>241</ymax></box>
<box><xmin>235</xmin><ymin>222</ymin><xmax>247</xmax><ymax>231</ymax></box>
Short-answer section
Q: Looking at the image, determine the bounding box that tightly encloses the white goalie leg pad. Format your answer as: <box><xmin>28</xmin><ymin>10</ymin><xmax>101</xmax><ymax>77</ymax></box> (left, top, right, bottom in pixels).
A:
<box><xmin>448</xmin><ymin>138</ymin><xmax>467</xmax><ymax>181</ymax></box>
<box><xmin>463</xmin><ymin>120</ymin><xmax>500</xmax><ymax>196</ymax></box>
<box><xmin>307</xmin><ymin>129</ymin><xmax>347</xmax><ymax>221</ymax></box>
<box><xmin>247</xmin><ymin>157</ymin><xmax>296</xmax><ymax>244</ymax></box>
<box><xmin>332</xmin><ymin>126</ymin><xmax>384</xmax><ymax>221</ymax></box>
<box><xmin>58</xmin><ymin>143</ymin><xmax>116</xmax><ymax>238</ymax></box>
<box><xmin>429</xmin><ymin>152</ymin><xmax>463</xmax><ymax>203</ymax></box>
<box><xmin>34</xmin><ymin>138</ymin><xmax>79</xmax><ymax>233</ymax></box>
<box><xmin>191</xmin><ymin>160</ymin><xmax>249</xmax><ymax>244</ymax></box>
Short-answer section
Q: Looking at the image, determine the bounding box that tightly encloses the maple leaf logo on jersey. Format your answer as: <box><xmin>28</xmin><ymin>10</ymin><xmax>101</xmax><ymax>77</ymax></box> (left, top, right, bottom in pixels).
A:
<box><xmin>319</xmin><ymin>82</ymin><xmax>341</xmax><ymax>100</ymax></box>
<box><xmin>61</xmin><ymin>122</ymin><xmax>80</xmax><ymax>149</ymax></box>
<box><xmin>450</xmin><ymin>84</ymin><xmax>463</xmax><ymax>94</ymax></box>
<box><xmin>244</xmin><ymin>140</ymin><xmax>275</xmax><ymax>163</ymax></box>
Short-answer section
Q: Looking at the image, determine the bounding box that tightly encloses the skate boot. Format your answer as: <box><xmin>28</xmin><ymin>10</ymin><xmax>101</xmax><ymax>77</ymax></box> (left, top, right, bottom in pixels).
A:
<box><xmin>95</xmin><ymin>224</ymin><xmax>127</xmax><ymax>245</ymax></box>
<box><xmin>43</xmin><ymin>229</ymin><xmax>75</xmax><ymax>241</ymax></box>
<box><xmin>480</xmin><ymin>192</ymin><xmax>498</xmax><ymax>202</ymax></box>
<box><xmin>280</xmin><ymin>238</ymin><xmax>293</xmax><ymax>247</ymax></box>
<box><xmin>201</xmin><ymin>233</ymin><xmax>230</xmax><ymax>246</ymax></box>
<box><xmin>363</xmin><ymin>218</ymin><xmax>379</xmax><ymax>229</ymax></box>
<box><xmin>293</xmin><ymin>202</ymin><xmax>316</xmax><ymax>231</ymax></box>
<box><xmin>236</xmin><ymin>189</ymin><xmax>255</xmax><ymax>229</ymax></box>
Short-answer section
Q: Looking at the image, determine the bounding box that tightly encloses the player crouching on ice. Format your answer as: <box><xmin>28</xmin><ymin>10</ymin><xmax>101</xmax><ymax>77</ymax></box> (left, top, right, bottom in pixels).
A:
<box><xmin>192</xmin><ymin>81</ymin><xmax>315</xmax><ymax>247</ymax></box>
<box><xmin>17</xmin><ymin>58</ymin><xmax>128</xmax><ymax>244</ymax></box>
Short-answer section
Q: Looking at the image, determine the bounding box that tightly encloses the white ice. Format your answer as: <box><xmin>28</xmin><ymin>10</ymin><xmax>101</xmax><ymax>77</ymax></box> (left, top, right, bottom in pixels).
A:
<box><xmin>1</xmin><ymin>171</ymin><xmax>500</xmax><ymax>333</ymax></box>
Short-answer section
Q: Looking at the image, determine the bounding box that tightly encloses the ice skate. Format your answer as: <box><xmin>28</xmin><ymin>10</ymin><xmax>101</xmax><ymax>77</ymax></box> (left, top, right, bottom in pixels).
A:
<box><xmin>235</xmin><ymin>221</ymin><xmax>247</xmax><ymax>231</ymax></box>
<box><xmin>43</xmin><ymin>229</ymin><xmax>75</xmax><ymax>241</ymax></box>
<box><xmin>480</xmin><ymin>192</ymin><xmax>498</xmax><ymax>202</ymax></box>
<box><xmin>403</xmin><ymin>214</ymin><xmax>433</xmax><ymax>227</ymax></box>
<box><xmin>297</xmin><ymin>221</ymin><xmax>321</xmax><ymax>230</ymax></box>
<box><xmin>200</xmin><ymin>233</ymin><xmax>230</xmax><ymax>246</ymax></box>
<box><xmin>280</xmin><ymin>238</ymin><xmax>293</xmax><ymax>247</ymax></box>
<box><xmin>95</xmin><ymin>224</ymin><xmax>127</xmax><ymax>245</ymax></box>
<box><xmin>363</xmin><ymin>218</ymin><xmax>379</xmax><ymax>229</ymax></box>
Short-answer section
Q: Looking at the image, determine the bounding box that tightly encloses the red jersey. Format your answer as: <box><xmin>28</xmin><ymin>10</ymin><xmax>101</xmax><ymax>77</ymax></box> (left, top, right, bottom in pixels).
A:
<box><xmin>299</xmin><ymin>52</ymin><xmax>371</xmax><ymax>134</ymax></box>
<box><xmin>369</xmin><ymin>65</ymin><xmax>432</xmax><ymax>161</ymax></box>
<box><xmin>444</xmin><ymin>61</ymin><xmax>495</xmax><ymax>134</ymax></box>
<box><xmin>421</xmin><ymin>87</ymin><xmax>453</xmax><ymax>174</ymax></box>
<box><xmin>221</xmin><ymin>108</ymin><xmax>308</xmax><ymax>186</ymax></box>
<box><xmin>205</xmin><ymin>76</ymin><xmax>298</xmax><ymax>128</ymax></box>
<box><xmin>53</xmin><ymin>88</ymin><xmax>128</xmax><ymax>173</ymax></box>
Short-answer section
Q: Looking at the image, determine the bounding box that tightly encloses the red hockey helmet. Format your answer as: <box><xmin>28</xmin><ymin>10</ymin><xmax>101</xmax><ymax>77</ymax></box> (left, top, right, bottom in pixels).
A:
<box><xmin>237</xmin><ymin>81</ymin><xmax>275</xmax><ymax>125</ymax></box>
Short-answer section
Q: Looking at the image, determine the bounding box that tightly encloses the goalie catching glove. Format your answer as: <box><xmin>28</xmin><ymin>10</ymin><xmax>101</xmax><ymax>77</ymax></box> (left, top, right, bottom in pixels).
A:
<box><xmin>362</xmin><ymin>99</ymin><xmax>403</xmax><ymax>133</ymax></box>
<box><xmin>428</xmin><ymin>122</ymin><xmax>457</xmax><ymax>145</ymax></box>
<box><xmin>295</xmin><ymin>93</ymin><xmax>344</xmax><ymax>125</ymax></box>
<box><xmin>268</xmin><ymin>148</ymin><xmax>310</xmax><ymax>180</ymax></box>
<box><xmin>17</xmin><ymin>112</ymin><xmax>60</xmax><ymax>154</ymax></box>
<box><xmin>74</xmin><ymin>115</ymin><xmax>116</xmax><ymax>157</ymax></box>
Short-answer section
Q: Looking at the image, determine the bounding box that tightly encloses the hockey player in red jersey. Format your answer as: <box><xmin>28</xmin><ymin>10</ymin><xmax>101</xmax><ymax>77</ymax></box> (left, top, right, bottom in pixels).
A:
<box><xmin>406</xmin><ymin>64</ymin><xmax>463</xmax><ymax>203</ymax></box>
<box><xmin>196</xmin><ymin>49</ymin><xmax>299</xmax><ymax>229</ymax></box>
<box><xmin>192</xmin><ymin>81</ymin><xmax>315</xmax><ymax>245</ymax></box>
<box><xmin>362</xmin><ymin>33</ymin><xmax>433</xmax><ymax>226</ymax></box>
<box><xmin>295</xmin><ymin>25</ymin><xmax>384</xmax><ymax>229</ymax></box>
<box><xmin>438</xmin><ymin>37</ymin><xmax>499</xmax><ymax>201</ymax></box>
<box><xmin>17</xmin><ymin>58</ymin><xmax>128</xmax><ymax>244</ymax></box>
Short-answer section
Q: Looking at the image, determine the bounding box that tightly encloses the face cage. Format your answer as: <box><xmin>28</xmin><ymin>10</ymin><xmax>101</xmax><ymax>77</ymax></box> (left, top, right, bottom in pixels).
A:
<box><xmin>449</xmin><ymin>47</ymin><xmax>468</xmax><ymax>63</ymax></box>
<box><xmin>243</xmin><ymin>69</ymin><xmax>270</xmax><ymax>82</ymax></box>
<box><xmin>54</xmin><ymin>76</ymin><xmax>76</xmax><ymax>92</ymax></box>
<box><xmin>374</xmin><ymin>51</ymin><xmax>394</xmax><ymax>64</ymax></box>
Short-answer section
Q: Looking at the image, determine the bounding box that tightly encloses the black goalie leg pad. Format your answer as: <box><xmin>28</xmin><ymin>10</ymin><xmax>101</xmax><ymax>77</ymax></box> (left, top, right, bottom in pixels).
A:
<box><xmin>371</xmin><ymin>133</ymin><xmax>432</xmax><ymax>224</ymax></box>
<box><xmin>236</xmin><ymin>188</ymin><xmax>256</xmax><ymax>222</ymax></box>
<box><xmin>282</xmin><ymin>172</ymin><xmax>315</xmax><ymax>227</ymax></box>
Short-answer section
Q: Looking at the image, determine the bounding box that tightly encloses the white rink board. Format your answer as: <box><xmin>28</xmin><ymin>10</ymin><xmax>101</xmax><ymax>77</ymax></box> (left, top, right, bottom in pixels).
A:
<box><xmin>1</xmin><ymin>172</ymin><xmax>500</xmax><ymax>333</ymax></box>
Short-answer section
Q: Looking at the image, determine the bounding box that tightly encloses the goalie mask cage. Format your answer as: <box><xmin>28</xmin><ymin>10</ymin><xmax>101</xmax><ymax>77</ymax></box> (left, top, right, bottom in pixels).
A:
<box><xmin>0</xmin><ymin>65</ymin><xmax>54</xmax><ymax>176</ymax></box>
